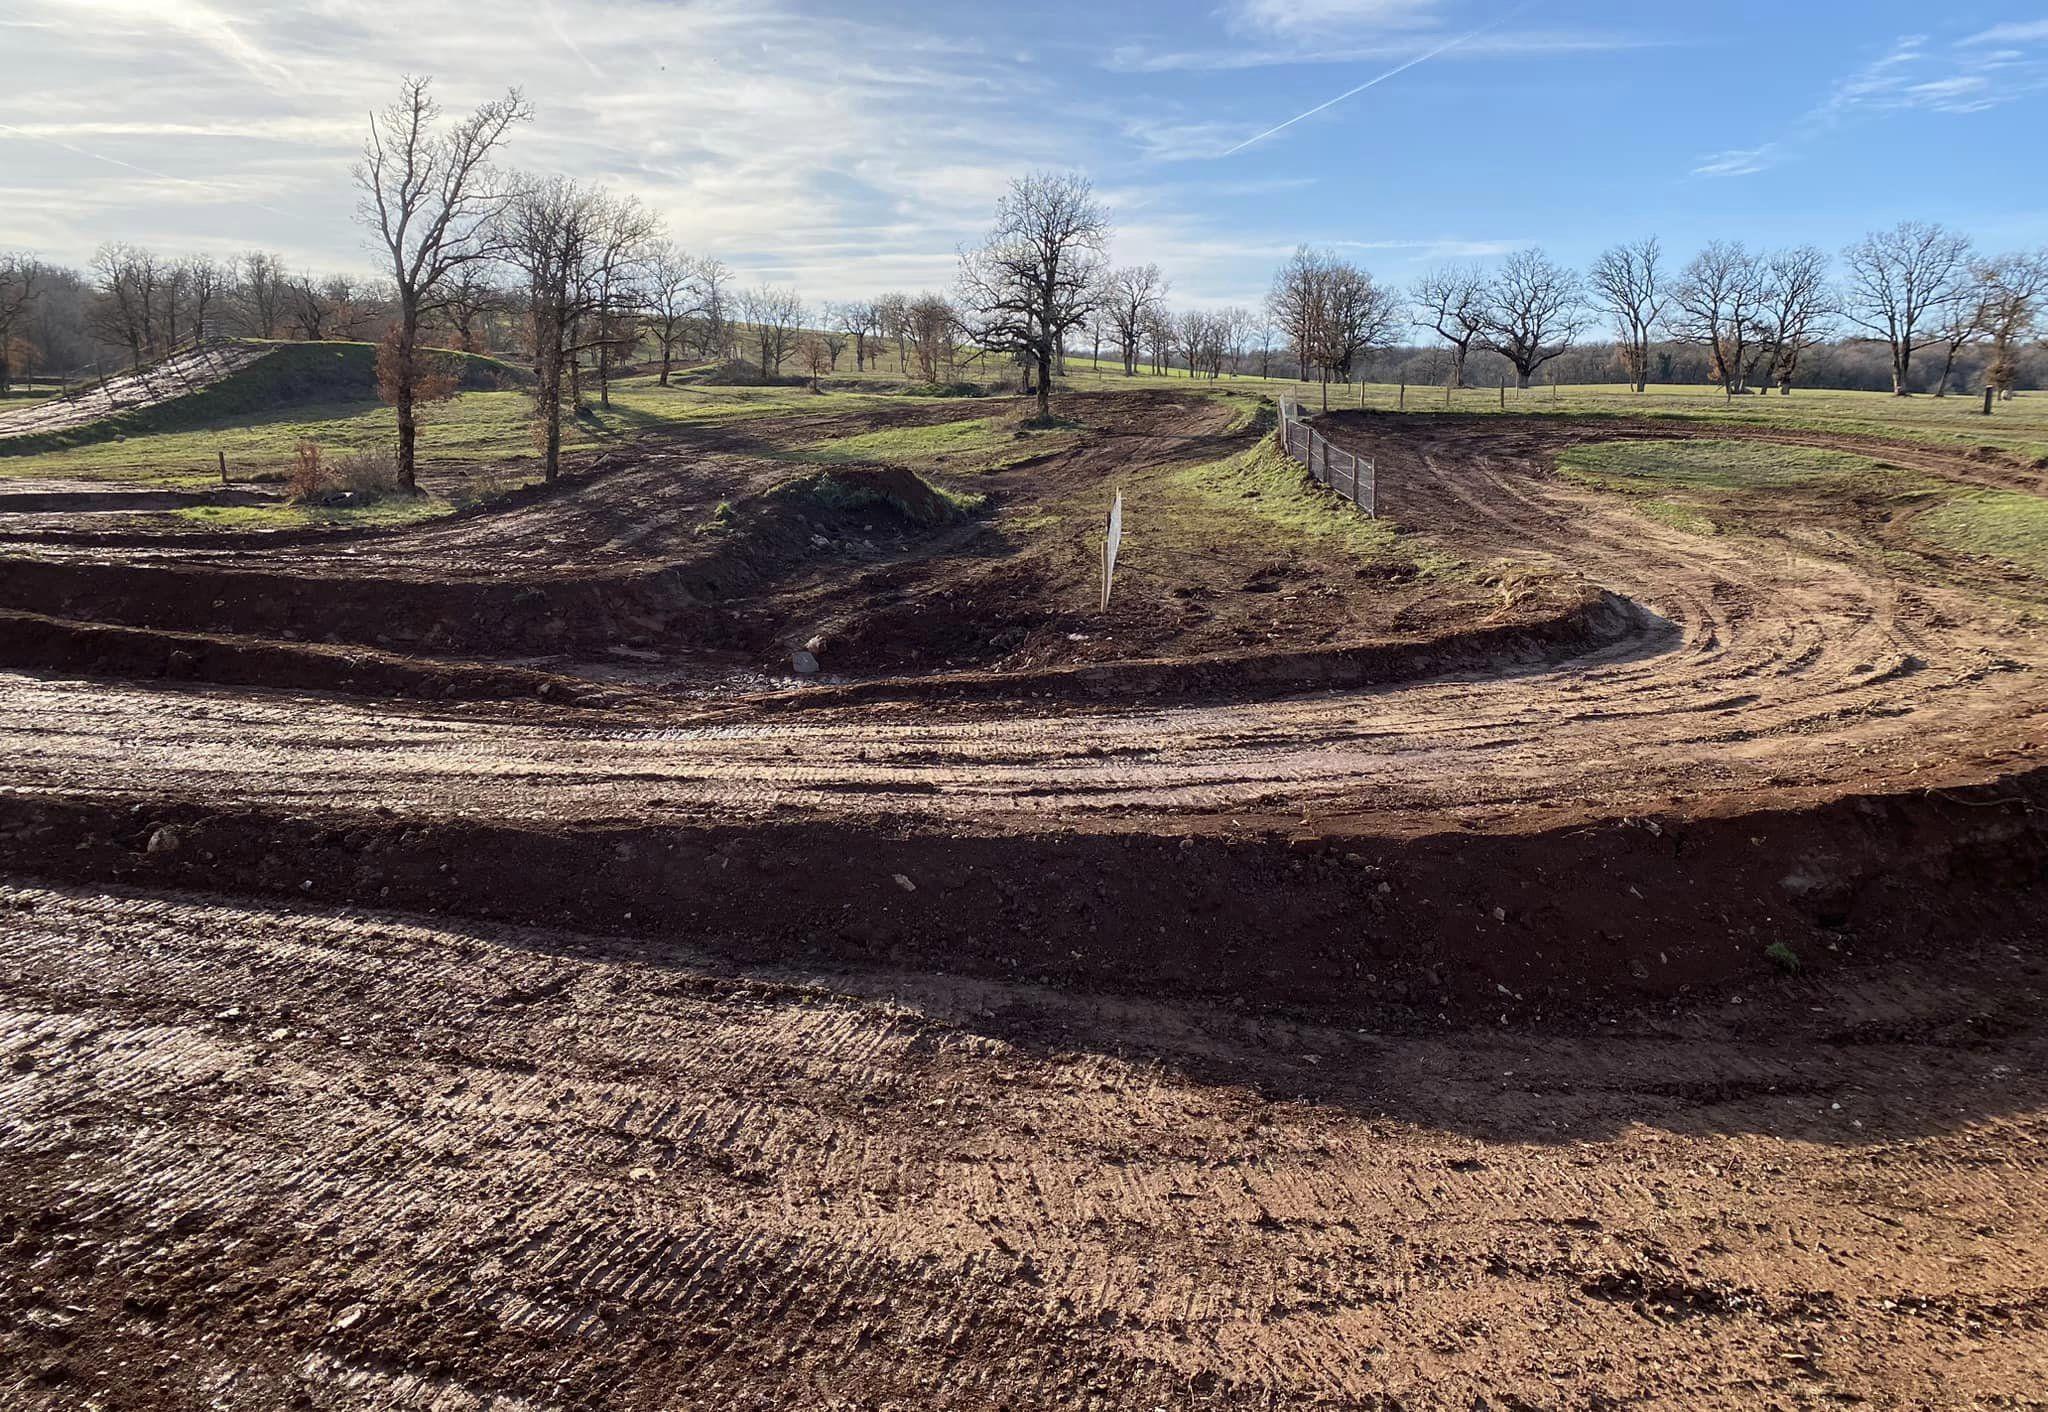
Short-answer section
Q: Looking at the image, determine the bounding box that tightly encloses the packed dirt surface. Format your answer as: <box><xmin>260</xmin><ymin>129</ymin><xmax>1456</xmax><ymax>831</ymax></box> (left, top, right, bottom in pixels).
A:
<box><xmin>2</xmin><ymin>392</ymin><xmax>2046</xmax><ymax>1406</ymax></box>
<box><xmin>3</xmin><ymin>880</ymin><xmax>2044</xmax><ymax>1409</ymax></box>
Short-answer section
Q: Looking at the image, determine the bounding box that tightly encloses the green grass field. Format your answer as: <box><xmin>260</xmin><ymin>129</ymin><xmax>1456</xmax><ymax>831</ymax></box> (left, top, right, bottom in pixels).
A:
<box><xmin>1048</xmin><ymin>358</ymin><xmax>2048</xmax><ymax>464</ymax></box>
<box><xmin>1558</xmin><ymin>437</ymin><xmax>2048</xmax><ymax>581</ymax></box>
<box><xmin>0</xmin><ymin>377</ymin><xmax>918</xmax><ymax>489</ymax></box>
<box><xmin>789</xmin><ymin>414</ymin><xmax>1084</xmax><ymax>474</ymax></box>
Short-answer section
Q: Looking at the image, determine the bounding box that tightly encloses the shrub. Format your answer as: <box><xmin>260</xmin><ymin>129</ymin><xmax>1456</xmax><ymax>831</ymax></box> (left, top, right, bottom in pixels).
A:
<box><xmin>286</xmin><ymin>443</ymin><xmax>406</xmax><ymax>504</ymax></box>
<box><xmin>286</xmin><ymin>440</ymin><xmax>323</xmax><ymax>499</ymax></box>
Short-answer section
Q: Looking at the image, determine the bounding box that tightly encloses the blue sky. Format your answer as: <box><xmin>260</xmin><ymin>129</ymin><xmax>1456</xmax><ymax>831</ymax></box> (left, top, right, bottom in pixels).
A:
<box><xmin>2</xmin><ymin>0</ymin><xmax>2044</xmax><ymax>310</ymax></box>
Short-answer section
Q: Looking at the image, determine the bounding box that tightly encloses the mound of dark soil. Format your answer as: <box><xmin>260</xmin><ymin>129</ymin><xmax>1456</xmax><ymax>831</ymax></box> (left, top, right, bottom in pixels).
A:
<box><xmin>771</xmin><ymin>465</ymin><xmax>972</xmax><ymax>527</ymax></box>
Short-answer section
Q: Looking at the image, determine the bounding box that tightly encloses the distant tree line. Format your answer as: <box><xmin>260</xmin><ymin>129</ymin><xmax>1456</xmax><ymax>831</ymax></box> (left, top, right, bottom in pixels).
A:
<box><xmin>1042</xmin><ymin>226</ymin><xmax>2043</xmax><ymax>405</ymax></box>
<box><xmin>4</xmin><ymin>81</ymin><xmax>2044</xmax><ymax>484</ymax></box>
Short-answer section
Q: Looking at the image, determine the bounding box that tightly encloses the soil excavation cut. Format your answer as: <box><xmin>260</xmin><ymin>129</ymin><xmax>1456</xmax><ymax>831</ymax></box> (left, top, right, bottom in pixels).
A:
<box><xmin>1</xmin><ymin>391</ymin><xmax>2045</xmax><ymax>1407</ymax></box>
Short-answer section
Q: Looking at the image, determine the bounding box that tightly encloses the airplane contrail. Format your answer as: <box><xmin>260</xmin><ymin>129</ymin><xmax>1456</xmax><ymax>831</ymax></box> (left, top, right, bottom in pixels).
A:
<box><xmin>1219</xmin><ymin>0</ymin><xmax>1536</xmax><ymax>158</ymax></box>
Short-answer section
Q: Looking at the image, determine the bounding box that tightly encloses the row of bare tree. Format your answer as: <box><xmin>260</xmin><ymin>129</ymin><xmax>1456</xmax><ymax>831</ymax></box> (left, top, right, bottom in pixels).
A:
<box><xmin>1411</xmin><ymin>226</ymin><xmax>2046</xmax><ymax>399</ymax></box>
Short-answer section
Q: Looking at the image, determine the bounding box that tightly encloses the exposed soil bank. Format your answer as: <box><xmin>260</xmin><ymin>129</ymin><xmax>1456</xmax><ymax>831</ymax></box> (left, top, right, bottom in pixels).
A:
<box><xmin>734</xmin><ymin>585</ymin><xmax>1653</xmax><ymax>711</ymax></box>
<box><xmin>0</xmin><ymin>462</ymin><xmax>972</xmax><ymax>656</ymax></box>
<box><xmin>2</xmin><ymin>763</ymin><xmax>2041</xmax><ymax>1022</ymax></box>
<box><xmin>0</xmin><ymin>611</ymin><xmax>625</xmax><ymax>706</ymax></box>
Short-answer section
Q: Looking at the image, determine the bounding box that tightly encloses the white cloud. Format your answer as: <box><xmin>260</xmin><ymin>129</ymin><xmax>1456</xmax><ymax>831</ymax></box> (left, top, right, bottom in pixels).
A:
<box><xmin>1106</xmin><ymin>28</ymin><xmax>1651</xmax><ymax>73</ymax></box>
<box><xmin>1224</xmin><ymin>0</ymin><xmax>1440</xmax><ymax>38</ymax></box>
<box><xmin>1961</xmin><ymin>20</ymin><xmax>2048</xmax><ymax>46</ymax></box>
<box><xmin>1692</xmin><ymin>143</ymin><xmax>1781</xmax><ymax>178</ymax></box>
<box><xmin>1687</xmin><ymin>27</ymin><xmax>2048</xmax><ymax>179</ymax></box>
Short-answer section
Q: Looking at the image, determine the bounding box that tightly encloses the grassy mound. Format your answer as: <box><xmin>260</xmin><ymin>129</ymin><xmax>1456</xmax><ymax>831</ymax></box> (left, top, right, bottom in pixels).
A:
<box><xmin>0</xmin><ymin>341</ymin><xmax>528</xmax><ymax>458</ymax></box>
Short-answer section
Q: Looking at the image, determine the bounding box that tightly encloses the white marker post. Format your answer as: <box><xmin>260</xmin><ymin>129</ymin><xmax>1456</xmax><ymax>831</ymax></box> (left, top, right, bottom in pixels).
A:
<box><xmin>1101</xmin><ymin>491</ymin><xmax>1123</xmax><ymax>612</ymax></box>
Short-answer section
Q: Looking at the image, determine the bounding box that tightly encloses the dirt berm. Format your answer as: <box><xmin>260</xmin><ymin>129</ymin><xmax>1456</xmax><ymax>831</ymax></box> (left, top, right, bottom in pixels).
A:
<box><xmin>2</xmin><ymin>760</ymin><xmax>2042</xmax><ymax>1023</ymax></box>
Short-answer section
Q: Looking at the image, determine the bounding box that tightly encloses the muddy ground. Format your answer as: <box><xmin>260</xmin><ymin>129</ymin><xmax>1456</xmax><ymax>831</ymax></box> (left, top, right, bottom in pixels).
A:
<box><xmin>1</xmin><ymin>390</ymin><xmax>2045</xmax><ymax>1406</ymax></box>
<box><xmin>3</xmin><ymin>880</ymin><xmax>2043</xmax><ymax>1409</ymax></box>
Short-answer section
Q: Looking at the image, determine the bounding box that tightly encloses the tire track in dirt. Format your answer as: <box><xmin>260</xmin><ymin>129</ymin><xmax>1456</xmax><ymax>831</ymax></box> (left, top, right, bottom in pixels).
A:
<box><xmin>3</xmin><ymin>879</ymin><xmax>2044</xmax><ymax>1407</ymax></box>
<box><xmin>0</xmin><ymin>402</ymin><xmax>2037</xmax><ymax>834</ymax></box>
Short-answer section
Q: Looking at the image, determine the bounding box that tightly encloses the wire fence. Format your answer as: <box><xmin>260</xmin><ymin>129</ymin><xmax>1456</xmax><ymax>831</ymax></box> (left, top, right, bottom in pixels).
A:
<box><xmin>1277</xmin><ymin>397</ymin><xmax>1375</xmax><ymax>517</ymax></box>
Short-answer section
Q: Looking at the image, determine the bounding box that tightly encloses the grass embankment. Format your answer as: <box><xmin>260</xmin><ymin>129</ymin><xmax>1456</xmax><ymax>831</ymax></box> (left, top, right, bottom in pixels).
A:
<box><xmin>0</xmin><ymin>376</ymin><xmax>914</xmax><ymax>491</ymax></box>
<box><xmin>0</xmin><ymin>341</ymin><xmax>525</xmax><ymax>459</ymax></box>
<box><xmin>791</xmin><ymin>414</ymin><xmax>1084</xmax><ymax>475</ymax></box>
<box><xmin>1558</xmin><ymin>438</ymin><xmax>2048</xmax><ymax>580</ymax></box>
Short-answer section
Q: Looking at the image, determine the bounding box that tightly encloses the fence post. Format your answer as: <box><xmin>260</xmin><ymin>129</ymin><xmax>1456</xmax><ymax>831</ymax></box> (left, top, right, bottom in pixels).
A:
<box><xmin>1399</xmin><ymin>380</ymin><xmax>1405</xmax><ymax>411</ymax></box>
<box><xmin>1983</xmin><ymin>385</ymin><xmax>1994</xmax><ymax>416</ymax></box>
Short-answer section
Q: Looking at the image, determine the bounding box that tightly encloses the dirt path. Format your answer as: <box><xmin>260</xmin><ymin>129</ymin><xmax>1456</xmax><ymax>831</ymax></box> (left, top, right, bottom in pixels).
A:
<box><xmin>3</xmin><ymin>878</ymin><xmax>2042</xmax><ymax>1409</ymax></box>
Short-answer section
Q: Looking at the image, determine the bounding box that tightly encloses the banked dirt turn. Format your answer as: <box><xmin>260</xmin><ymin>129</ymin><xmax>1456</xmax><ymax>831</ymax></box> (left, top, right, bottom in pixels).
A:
<box><xmin>2</xmin><ymin>394</ymin><xmax>2046</xmax><ymax>1407</ymax></box>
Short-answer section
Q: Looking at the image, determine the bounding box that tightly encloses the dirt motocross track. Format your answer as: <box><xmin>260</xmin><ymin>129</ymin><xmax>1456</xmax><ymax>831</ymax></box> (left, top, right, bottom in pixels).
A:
<box><xmin>3</xmin><ymin>391</ymin><xmax>2047</xmax><ymax>1408</ymax></box>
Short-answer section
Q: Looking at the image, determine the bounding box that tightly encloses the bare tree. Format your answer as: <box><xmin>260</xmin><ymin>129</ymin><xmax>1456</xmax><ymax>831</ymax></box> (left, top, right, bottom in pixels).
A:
<box><xmin>1410</xmin><ymin>264</ymin><xmax>1486</xmax><ymax>388</ymax></box>
<box><xmin>1840</xmin><ymin>221</ymin><xmax>1974</xmax><ymax>395</ymax></box>
<box><xmin>1103</xmin><ymin>264</ymin><xmax>1169</xmax><ymax>376</ymax></box>
<box><xmin>737</xmin><ymin>286</ymin><xmax>803</xmax><ymax>375</ymax></box>
<box><xmin>906</xmin><ymin>294</ymin><xmax>955</xmax><ymax>382</ymax></box>
<box><xmin>1316</xmin><ymin>260</ymin><xmax>1401</xmax><ymax>398</ymax></box>
<box><xmin>89</xmin><ymin>243</ymin><xmax>157</xmax><ymax>366</ymax></box>
<box><xmin>179</xmin><ymin>255</ymin><xmax>229</xmax><ymax>343</ymax></box>
<box><xmin>689</xmin><ymin>259</ymin><xmax>733</xmax><ymax>359</ymax></box>
<box><xmin>0</xmin><ymin>255</ymin><xmax>40</xmax><ymax>395</ymax></box>
<box><xmin>1477</xmin><ymin>249</ymin><xmax>1587</xmax><ymax>389</ymax></box>
<box><xmin>1267</xmin><ymin>246</ymin><xmax>1324</xmax><ymax>384</ymax></box>
<box><xmin>832</xmin><ymin>300</ymin><xmax>880</xmax><ymax>372</ymax></box>
<box><xmin>955</xmin><ymin>171</ymin><xmax>1109</xmax><ymax>419</ymax></box>
<box><xmin>437</xmin><ymin>263</ymin><xmax>506</xmax><ymax>353</ymax></box>
<box><xmin>644</xmin><ymin>240</ymin><xmax>710</xmax><ymax>385</ymax></box>
<box><xmin>1269</xmin><ymin>248</ymin><xmax>1400</xmax><ymax>407</ymax></box>
<box><xmin>502</xmin><ymin>176</ymin><xmax>658</xmax><ymax>481</ymax></box>
<box><xmin>1935</xmin><ymin>272</ymin><xmax>1997</xmax><ymax>399</ymax></box>
<box><xmin>1753</xmin><ymin>245</ymin><xmax>1833</xmax><ymax>395</ymax></box>
<box><xmin>354</xmin><ymin>74</ymin><xmax>530</xmax><ymax>490</ymax></box>
<box><xmin>874</xmin><ymin>292</ymin><xmax>911</xmax><ymax>374</ymax></box>
<box><xmin>587</xmin><ymin>245</ymin><xmax>648</xmax><ymax>409</ymax></box>
<box><xmin>796</xmin><ymin>330</ymin><xmax>833</xmax><ymax>388</ymax></box>
<box><xmin>286</xmin><ymin>271</ymin><xmax>339</xmax><ymax>340</ymax></box>
<box><xmin>1978</xmin><ymin>250</ymin><xmax>2048</xmax><ymax>400</ymax></box>
<box><xmin>238</xmin><ymin>251</ymin><xmax>290</xmax><ymax>339</ymax></box>
<box><xmin>1669</xmin><ymin>241</ymin><xmax>1768</xmax><ymax>393</ymax></box>
<box><xmin>1174</xmin><ymin>308</ymin><xmax>1211</xmax><ymax>379</ymax></box>
<box><xmin>1588</xmin><ymin>239</ymin><xmax>1665</xmax><ymax>393</ymax></box>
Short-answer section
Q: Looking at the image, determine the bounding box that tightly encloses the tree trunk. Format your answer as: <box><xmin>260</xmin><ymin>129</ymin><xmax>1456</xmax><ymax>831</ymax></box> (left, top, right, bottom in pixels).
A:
<box><xmin>1450</xmin><ymin>344</ymin><xmax>1467</xmax><ymax>389</ymax></box>
<box><xmin>540</xmin><ymin>347</ymin><xmax>564</xmax><ymax>484</ymax></box>
<box><xmin>1935</xmin><ymin>343</ymin><xmax>1960</xmax><ymax>397</ymax></box>
<box><xmin>1036</xmin><ymin>350</ymin><xmax>1052</xmax><ymax>420</ymax></box>
<box><xmin>1515</xmin><ymin>369</ymin><xmax>1531</xmax><ymax>390</ymax></box>
<box><xmin>396</xmin><ymin>401</ymin><xmax>418</xmax><ymax>493</ymax></box>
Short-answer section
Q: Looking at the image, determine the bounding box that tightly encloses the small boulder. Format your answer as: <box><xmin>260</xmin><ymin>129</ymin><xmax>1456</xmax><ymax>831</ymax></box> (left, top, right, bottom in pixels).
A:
<box><xmin>791</xmin><ymin>649</ymin><xmax>820</xmax><ymax>675</ymax></box>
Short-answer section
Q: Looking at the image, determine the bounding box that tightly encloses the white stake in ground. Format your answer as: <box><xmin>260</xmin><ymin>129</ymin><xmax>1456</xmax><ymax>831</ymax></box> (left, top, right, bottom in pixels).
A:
<box><xmin>1101</xmin><ymin>490</ymin><xmax>1123</xmax><ymax>612</ymax></box>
